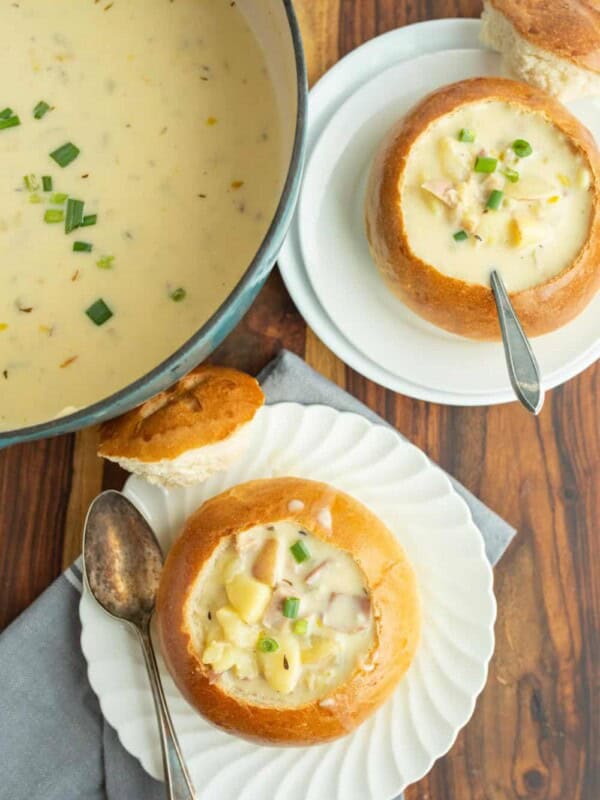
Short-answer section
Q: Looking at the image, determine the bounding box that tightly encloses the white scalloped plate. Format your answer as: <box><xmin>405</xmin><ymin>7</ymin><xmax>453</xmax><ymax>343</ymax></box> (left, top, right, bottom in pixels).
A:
<box><xmin>80</xmin><ymin>404</ymin><xmax>496</xmax><ymax>799</ymax></box>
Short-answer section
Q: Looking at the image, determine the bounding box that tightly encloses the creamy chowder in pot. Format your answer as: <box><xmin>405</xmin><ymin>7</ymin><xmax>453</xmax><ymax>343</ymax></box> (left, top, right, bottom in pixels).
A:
<box><xmin>402</xmin><ymin>101</ymin><xmax>593</xmax><ymax>293</ymax></box>
<box><xmin>0</xmin><ymin>0</ymin><xmax>283</xmax><ymax>430</ymax></box>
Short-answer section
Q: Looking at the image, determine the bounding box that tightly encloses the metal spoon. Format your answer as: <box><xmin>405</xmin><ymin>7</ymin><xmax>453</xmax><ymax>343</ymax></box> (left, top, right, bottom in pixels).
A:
<box><xmin>83</xmin><ymin>490</ymin><xmax>196</xmax><ymax>800</ymax></box>
<box><xmin>490</xmin><ymin>269</ymin><xmax>544</xmax><ymax>415</ymax></box>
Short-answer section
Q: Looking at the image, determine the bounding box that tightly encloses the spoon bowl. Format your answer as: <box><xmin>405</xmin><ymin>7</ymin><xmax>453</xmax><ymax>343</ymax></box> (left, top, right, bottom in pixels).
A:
<box><xmin>83</xmin><ymin>490</ymin><xmax>163</xmax><ymax>628</ymax></box>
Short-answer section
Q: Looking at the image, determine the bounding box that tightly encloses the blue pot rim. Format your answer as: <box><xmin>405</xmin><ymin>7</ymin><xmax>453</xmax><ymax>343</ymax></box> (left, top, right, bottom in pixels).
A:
<box><xmin>1</xmin><ymin>0</ymin><xmax>308</xmax><ymax>446</ymax></box>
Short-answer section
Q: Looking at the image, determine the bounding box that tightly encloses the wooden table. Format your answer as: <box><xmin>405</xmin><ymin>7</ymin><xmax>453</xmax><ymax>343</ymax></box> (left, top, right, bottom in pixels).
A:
<box><xmin>1</xmin><ymin>2</ymin><xmax>598</xmax><ymax>797</ymax></box>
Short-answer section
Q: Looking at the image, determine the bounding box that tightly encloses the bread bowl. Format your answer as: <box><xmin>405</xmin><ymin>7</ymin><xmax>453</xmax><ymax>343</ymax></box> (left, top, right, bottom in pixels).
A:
<box><xmin>156</xmin><ymin>477</ymin><xmax>420</xmax><ymax>745</ymax></box>
<box><xmin>365</xmin><ymin>77</ymin><xmax>600</xmax><ymax>340</ymax></box>
<box><xmin>480</xmin><ymin>0</ymin><xmax>600</xmax><ymax>101</ymax></box>
<box><xmin>98</xmin><ymin>365</ymin><xmax>264</xmax><ymax>486</ymax></box>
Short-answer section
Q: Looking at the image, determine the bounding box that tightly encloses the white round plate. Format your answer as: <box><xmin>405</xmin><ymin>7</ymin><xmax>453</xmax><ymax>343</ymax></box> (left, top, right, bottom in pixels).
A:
<box><xmin>278</xmin><ymin>20</ymin><xmax>600</xmax><ymax>403</ymax></box>
<box><xmin>80</xmin><ymin>403</ymin><xmax>495</xmax><ymax>800</ymax></box>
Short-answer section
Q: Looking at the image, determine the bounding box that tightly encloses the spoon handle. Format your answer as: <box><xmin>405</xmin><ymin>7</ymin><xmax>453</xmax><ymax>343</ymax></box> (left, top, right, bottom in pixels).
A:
<box><xmin>490</xmin><ymin>269</ymin><xmax>544</xmax><ymax>415</ymax></box>
<box><xmin>138</xmin><ymin>625</ymin><xmax>197</xmax><ymax>800</ymax></box>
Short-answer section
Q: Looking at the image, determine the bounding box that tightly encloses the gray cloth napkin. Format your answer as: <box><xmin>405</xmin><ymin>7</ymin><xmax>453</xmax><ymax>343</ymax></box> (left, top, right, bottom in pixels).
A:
<box><xmin>0</xmin><ymin>350</ymin><xmax>515</xmax><ymax>800</ymax></box>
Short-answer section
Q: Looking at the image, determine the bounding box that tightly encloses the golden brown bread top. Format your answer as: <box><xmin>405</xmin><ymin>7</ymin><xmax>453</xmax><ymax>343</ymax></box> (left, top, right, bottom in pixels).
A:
<box><xmin>488</xmin><ymin>0</ymin><xmax>600</xmax><ymax>73</ymax></box>
<box><xmin>365</xmin><ymin>76</ymin><xmax>600</xmax><ymax>339</ymax></box>
<box><xmin>156</xmin><ymin>477</ymin><xmax>420</xmax><ymax>745</ymax></box>
<box><xmin>98</xmin><ymin>365</ymin><xmax>264</xmax><ymax>462</ymax></box>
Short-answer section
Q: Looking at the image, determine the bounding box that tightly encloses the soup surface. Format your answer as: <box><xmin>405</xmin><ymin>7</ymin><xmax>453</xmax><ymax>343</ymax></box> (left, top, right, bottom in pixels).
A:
<box><xmin>0</xmin><ymin>0</ymin><xmax>283</xmax><ymax>430</ymax></box>
<box><xmin>186</xmin><ymin>519</ymin><xmax>375</xmax><ymax>706</ymax></box>
<box><xmin>402</xmin><ymin>101</ymin><xmax>592</xmax><ymax>293</ymax></box>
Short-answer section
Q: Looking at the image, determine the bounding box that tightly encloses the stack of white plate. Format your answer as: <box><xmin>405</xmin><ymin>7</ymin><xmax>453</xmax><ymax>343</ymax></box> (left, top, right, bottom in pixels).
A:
<box><xmin>279</xmin><ymin>19</ymin><xmax>600</xmax><ymax>405</ymax></box>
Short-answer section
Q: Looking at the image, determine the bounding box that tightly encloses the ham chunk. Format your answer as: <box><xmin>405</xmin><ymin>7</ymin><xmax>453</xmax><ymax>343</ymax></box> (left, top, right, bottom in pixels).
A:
<box><xmin>252</xmin><ymin>538</ymin><xmax>281</xmax><ymax>587</ymax></box>
<box><xmin>323</xmin><ymin>593</ymin><xmax>371</xmax><ymax>634</ymax></box>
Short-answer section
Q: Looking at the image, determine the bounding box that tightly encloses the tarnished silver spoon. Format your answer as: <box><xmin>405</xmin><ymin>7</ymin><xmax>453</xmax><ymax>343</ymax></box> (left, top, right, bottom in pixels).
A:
<box><xmin>83</xmin><ymin>490</ymin><xmax>196</xmax><ymax>800</ymax></box>
<box><xmin>490</xmin><ymin>268</ymin><xmax>544</xmax><ymax>415</ymax></box>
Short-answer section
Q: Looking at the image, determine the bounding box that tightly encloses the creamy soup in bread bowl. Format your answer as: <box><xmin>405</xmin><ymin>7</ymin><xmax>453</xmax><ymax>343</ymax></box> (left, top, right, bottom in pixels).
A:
<box><xmin>0</xmin><ymin>0</ymin><xmax>299</xmax><ymax>433</ymax></box>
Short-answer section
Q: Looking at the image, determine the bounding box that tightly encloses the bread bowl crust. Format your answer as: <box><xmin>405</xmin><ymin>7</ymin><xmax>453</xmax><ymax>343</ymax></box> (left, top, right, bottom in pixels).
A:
<box><xmin>488</xmin><ymin>0</ymin><xmax>600</xmax><ymax>74</ymax></box>
<box><xmin>365</xmin><ymin>77</ymin><xmax>600</xmax><ymax>339</ymax></box>
<box><xmin>156</xmin><ymin>477</ymin><xmax>420</xmax><ymax>746</ymax></box>
<box><xmin>98</xmin><ymin>365</ymin><xmax>264</xmax><ymax>462</ymax></box>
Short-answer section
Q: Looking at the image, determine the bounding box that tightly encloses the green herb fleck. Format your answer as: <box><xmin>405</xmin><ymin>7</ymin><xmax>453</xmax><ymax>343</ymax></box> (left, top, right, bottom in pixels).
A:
<box><xmin>33</xmin><ymin>101</ymin><xmax>51</xmax><ymax>120</ymax></box>
<box><xmin>50</xmin><ymin>142</ymin><xmax>80</xmax><ymax>168</ymax></box>
<box><xmin>257</xmin><ymin>637</ymin><xmax>279</xmax><ymax>653</ymax></box>
<box><xmin>96</xmin><ymin>255</ymin><xmax>115</xmax><ymax>269</ymax></box>
<box><xmin>453</xmin><ymin>230</ymin><xmax>468</xmax><ymax>241</ymax></box>
<box><xmin>65</xmin><ymin>198</ymin><xmax>84</xmax><ymax>234</ymax></box>
<box><xmin>474</xmin><ymin>156</ymin><xmax>497</xmax><ymax>174</ymax></box>
<box><xmin>81</xmin><ymin>214</ymin><xmax>97</xmax><ymax>227</ymax></box>
<box><xmin>74</xmin><ymin>241</ymin><xmax>93</xmax><ymax>253</ymax></box>
<box><xmin>44</xmin><ymin>209</ymin><xmax>65</xmax><ymax>223</ymax></box>
<box><xmin>42</xmin><ymin>176</ymin><xmax>53</xmax><ymax>192</ymax></box>
<box><xmin>486</xmin><ymin>189</ymin><xmax>504</xmax><ymax>210</ymax></box>
<box><xmin>501</xmin><ymin>167</ymin><xmax>519</xmax><ymax>183</ymax></box>
<box><xmin>170</xmin><ymin>287</ymin><xmax>186</xmax><ymax>302</ymax></box>
<box><xmin>458</xmin><ymin>128</ymin><xmax>476</xmax><ymax>143</ymax></box>
<box><xmin>290</xmin><ymin>540</ymin><xmax>310</xmax><ymax>564</ymax></box>
<box><xmin>86</xmin><ymin>299</ymin><xmax>113</xmax><ymax>326</ymax></box>
<box><xmin>512</xmin><ymin>139</ymin><xmax>532</xmax><ymax>158</ymax></box>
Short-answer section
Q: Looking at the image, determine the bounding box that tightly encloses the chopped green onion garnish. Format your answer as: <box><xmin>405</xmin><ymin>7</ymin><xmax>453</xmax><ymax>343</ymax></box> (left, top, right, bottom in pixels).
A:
<box><xmin>458</xmin><ymin>128</ymin><xmax>476</xmax><ymax>143</ymax></box>
<box><xmin>0</xmin><ymin>108</ymin><xmax>13</xmax><ymax>120</ymax></box>
<box><xmin>257</xmin><ymin>637</ymin><xmax>279</xmax><ymax>653</ymax></box>
<box><xmin>96</xmin><ymin>255</ymin><xmax>115</xmax><ymax>269</ymax></box>
<box><xmin>474</xmin><ymin>156</ymin><xmax>497</xmax><ymax>173</ymax></box>
<box><xmin>292</xmin><ymin>618</ymin><xmax>308</xmax><ymax>635</ymax></box>
<box><xmin>74</xmin><ymin>241</ymin><xmax>93</xmax><ymax>253</ymax></box>
<box><xmin>486</xmin><ymin>189</ymin><xmax>504</xmax><ymax>210</ymax></box>
<box><xmin>501</xmin><ymin>167</ymin><xmax>519</xmax><ymax>183</ymax></box>
<box><xmin>86</xmin><ymin>298</ymin><xmax>113</xmax><ymax>326</ymax></box>
<box><xmin>283</xmin><ymin>597</ymin><xmax>300</xmax><ymax>619</ymax></box>
<box><xmin>51</xmin><ymin>192</ymin><xmax>68</xmax><ymax>205</ymax></box>
<box><xmin>23</xmin><ymin>174</ymin><xmax>39</xmax><ymax>192</ymax></box>
<box><xmin>33</xmin><ymin>101</ymin><xmax>51</xmax><ymax>120</ymax></box>
<box><xmin>0</xmin><ymin>116</ymin><xmax>20</xmax><ymax>131</ymax></box>
<box><xmin>290</xmin><ymin>540</ymin><xmax>310</xmax><ymax>564</ymax></box>
<box><xmin>170</xmin><ymin>287</ymin><xmax>186</xmax><ymax>302</ymax></box>
<box><xmin>65</xmin><ymin>198</ymin><xmax>84</xmax><ymax>234</ymax></box>
<box><xmin>453</xmin><ymin>230</ymin><xmax>468</xmax><ymax>241</ymax></box>
<box><xmin>29</xmin><ymin>194</ymin><xmax>43</xmax><ymax>204</ymax></box>
<box><xmin>50</xmin><ymin>142</ymin><xmax>80</xmax><ymax>168</ymax></box>
<box><xmin>81</xmin><ymin>214</ymin><xmax>97</xmax><ymax>227</ymax></box>
<box><xmin>42</xmin><ymin>176</ymin><xmax>53</xmax><ymax>192</ymax></box>
<box><xmin>512</xmin><ymin>139</ymin><xmax>532</xmax><ymax>158</ymax></box>
<box><xmin>44</xmin><ymin>209</ymin><xmax>65</xmax><ymax>223</ymax></box>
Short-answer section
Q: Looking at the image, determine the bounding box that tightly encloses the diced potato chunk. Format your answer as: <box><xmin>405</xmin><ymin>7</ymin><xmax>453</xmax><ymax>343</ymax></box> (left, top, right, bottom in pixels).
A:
<box><xmin>202</xmin><ymin>641</ymin><xmax>238</xmax><ymax>674</ymax></box>
<box><xmin>509</xmin><ymin>216</ymin><xmax>551</xmax><ymax>249</ymax></box>
<box><xmin>258</xmin><ymin>633</ymin><xmax>301</xmax><ymax>694</ymax></box>
<box><xmin>216</xmin><ymin>605</ymin><xmax>258</xmax><ymax>648</ymax></box>
<box><xmin>438</xmin><ymin>136</ymin><xmax>472</xmax><ymax>182</ymax></box>
<box><xmin>252</xmin><ymin>538</ymin><xmax>281</xmax><ymax>587</ymax></box>
<box><xmin>232</xmin><ymin>650</ymin><xmax>258</xmax><ymax>680</ymax></box>
<box><xmin>225</xmin><ymin>574</ymin><xmax>272</xmax><ymax>624</ymax></box>
<box><xmin>221</xmin><ymin>555</ymin><xmax>243</xmax><ymax>583</ymax></box>
<box><xmin>301</xmin><ymin>637</ymin><xmax>340</xmax><ymax>665</ymax></box>
<box><xmin>202</xmin><ymin>640</ymin><xmax>259</xmax><ymax>679</ymax></box>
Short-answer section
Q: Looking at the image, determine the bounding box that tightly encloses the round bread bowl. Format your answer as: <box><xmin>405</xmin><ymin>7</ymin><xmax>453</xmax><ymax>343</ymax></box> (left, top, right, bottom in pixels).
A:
<box><xmin>156</xmin><ymin>477</ymin><xmax>420</xmax><ymax>746</ymax></box>
<box><xmin>365</xmin><ymin>77</ymin><xmax>600</xmax><ymax>340</ymax></box>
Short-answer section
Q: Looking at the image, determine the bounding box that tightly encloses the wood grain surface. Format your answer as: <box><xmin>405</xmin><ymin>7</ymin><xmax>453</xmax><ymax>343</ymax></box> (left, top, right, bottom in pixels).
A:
<box><xmin>0</xmin><ymin>2</ymin><xmax>598</xmax><ymax>798</ymax></box>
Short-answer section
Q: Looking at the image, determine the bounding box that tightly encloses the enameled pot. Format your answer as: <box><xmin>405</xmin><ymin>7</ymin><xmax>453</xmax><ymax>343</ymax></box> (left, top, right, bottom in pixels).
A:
<box><xmin>0</xmin><ymin>0</ymin><xmax>307</xmax><ymax>448</ymax></box>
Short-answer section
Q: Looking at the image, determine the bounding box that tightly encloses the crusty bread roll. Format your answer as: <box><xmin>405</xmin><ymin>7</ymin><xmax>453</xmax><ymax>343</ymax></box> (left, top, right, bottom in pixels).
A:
<box><xmin>365</xmin><ymin>77</ymin><xmax>600</xmax><ymax>340</ymax></box>
<box><xmin>98</xmin><ymin>365</ymin><xmax>264</xmax><ymax>486</ymax></box>
<box><xmin>481</xmin><ymin>0</ymin><xmax>600</xmax><ymax>101</ymax></box>
<box><xmin>156</xmin><ymin>477</ymin><xmax>420</xmax><ymax>746</ymax></box>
